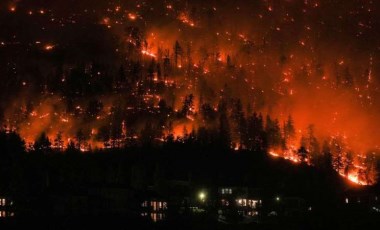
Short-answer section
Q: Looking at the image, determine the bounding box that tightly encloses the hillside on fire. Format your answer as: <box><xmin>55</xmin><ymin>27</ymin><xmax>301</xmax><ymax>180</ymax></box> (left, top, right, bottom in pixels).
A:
<box><xmin>0</xmin><ymin>0</ymin><xmax>380</xmax><ymax>229</ymax></box>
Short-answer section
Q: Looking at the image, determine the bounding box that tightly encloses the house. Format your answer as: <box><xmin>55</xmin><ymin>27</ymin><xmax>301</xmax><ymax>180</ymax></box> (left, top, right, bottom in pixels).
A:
<box><xmin>139</xmin><ymin>191</ymin><xmax>168</xmax><ymax>222</ymax></box>
<box><xmin>217</xmin><ymin>186</ymin><xmax>263</xmax><ymax>223</ymax></box>
<box><xmin>0</xmin><ymin>196</ymin><xmax>15</xmax><ymax>218</ymax></box>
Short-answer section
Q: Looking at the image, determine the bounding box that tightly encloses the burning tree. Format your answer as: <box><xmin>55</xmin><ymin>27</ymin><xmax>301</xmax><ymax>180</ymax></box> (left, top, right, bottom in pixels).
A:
<box><xmin>181</xmin><ymin>94</ymin><xmax>194</xmax><ymax>118</ymax></box>
<box><xmin>330</xmin><ymin>135</ymin><xmax>346</xmax><ymax>175</ymax></box>
<box><xmin>34</xmin><ymin>132</ymin><xmax>52</xmax><ymax>153</ymax></box>
<box><xmin>363</xmin><ymin>151</ymin><xmax>378</xmax><ymax>185</ymax></box>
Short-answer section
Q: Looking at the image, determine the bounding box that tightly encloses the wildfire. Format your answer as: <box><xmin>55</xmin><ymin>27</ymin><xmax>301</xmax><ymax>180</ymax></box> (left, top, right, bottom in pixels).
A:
<box><xmin>2</xmin><ymin>0</ymin><xmax>379</xmax><ymax>190</ymax></box>
<box><xmin>340</xmin><ymin>172</ymin><xmax>367</xmax><ymax>185</ymax></box>
<box><xmin>269</xmin><ymin>151</ymin><xmax>280</xmax><ymax>157</ymax></box>
<box><xmin>141</xmin><ymin>50</ymin><xmax>156</xmax><ymax>58</ymax></box>
<box><xmin>270</xmin><ymin>149</ymin><xmax>369</xmax><ymax>185</ymax></box>
<box><xmin>284</xmin><ymin>155</ymin><xmax>300</xmax><ymax>164</ymax></box>
<box><xmin>270</xmin><ymin>149</ymin><xmax>302</xmax><ymax>164</ymax></box>
<box><xmin>178</xmin><ymin>12</ymin><xmax>195</xmax><ymax>27</ymax></box>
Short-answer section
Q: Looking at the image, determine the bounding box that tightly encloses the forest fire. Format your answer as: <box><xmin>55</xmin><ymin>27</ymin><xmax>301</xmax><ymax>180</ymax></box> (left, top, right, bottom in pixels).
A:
<box><xmin>0</xmin><ymin>0</ymin><xmax>379</xmax><ymax>190</ymax></box>
<box><xmin>268</xmin><ymin>134</ymin><xmax>379</xmax><ymax>186</ymax></box>
<box><xmin>178</xmin><ymin>12</ymin><xmax>195</xmax><ymax>27</ymax></box>
<box><xmin>1</xmin><ymin>1</ymin><xmax>380</xmax><ymax>227</ymax></box>
<box><xmin>141</xmin><ymin>50</ymin><xmax>156</xmax><ymax>58</ymax></box>
<box><xmin>269</xmin><ymin>151</ymin><xmax>280</xmax><ymax>158</ymax></box>
<box><xmin>343</xmin><ymin>172</ymin><xmax>366</xmax><ymax>185</ymax></box>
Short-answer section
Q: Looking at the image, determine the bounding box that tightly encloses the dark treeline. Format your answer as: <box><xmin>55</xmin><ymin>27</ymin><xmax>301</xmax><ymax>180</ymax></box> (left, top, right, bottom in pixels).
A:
<box><xmin>1</xmin><ymin>128</ymin><xmax>380</xmax><ymax>230</ymax></box>
<box><xmin>0</xmin><ymin>129</ymin><xmax>355</xmax><ymax>212</ymax></box>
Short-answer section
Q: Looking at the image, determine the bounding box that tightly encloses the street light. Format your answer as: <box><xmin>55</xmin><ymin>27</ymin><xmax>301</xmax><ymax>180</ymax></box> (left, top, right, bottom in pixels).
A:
<box><xmin>199</xmin><ymin>192</ymin><xmax>206</xmax><ymax>202</ymax></box>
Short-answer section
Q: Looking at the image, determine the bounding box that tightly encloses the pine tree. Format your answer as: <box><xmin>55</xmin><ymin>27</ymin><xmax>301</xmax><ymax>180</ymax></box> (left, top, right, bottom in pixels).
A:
<box><xmin>219</xmin><ymin>113</ymin><xmax>231</xmax><ymax>149</ymax></box>
<box><xmin>247</xmin><ymin>112</ymin><xmax>265</xmax><ymax>151</ymax></box>
<box><xmin>331</xmin><ymin>136</ymin><xmax>345</xmax><ymax>174</ymax></box>
<box><xmin>147</xmin><ymin>58</ymin><xmax>156</xmax><ymax>81</ymax></box>
<box><xmin>174</xmin><ymin>41</ymin><xmax>183</xmax><ymax>69</ymax></box>
<box><xmin>231</xmin><ymin>99</ymin><xmax>247</xmax><ymax>149</ymax></box>
<box><xmin>34</xmin><ymin>132</ymin><xmax>52</xmax><ymax>153</ymax></box>
<box><xmin>54</xmin><ymin>131</ymin><xmax>64</xmax><ymax>151</ymax></box>
<box><xmin>266</xmin><ymin>116</ymin><xmax>281</xmax><ymax>149</ymax></box>
<box><xmin>344</xmin><ymin>151</ymin><xmax>354</xmax><ymax>176</ymax></box>
<box><xmin>181</xmin><ymin>94</ymin><xmax>194</xmax><ymax>117</ymax></box>
<box><xmin>321</xmin><ymin>140</ymin><xmax>333</xmax><ymax>171</ymax></box>
<box><xmin>75</xmin><ymin>129</ymin><xmax>86</xmax><ymax>150</ymax></box>
<box><xmin>364</xmin><ymin>151</ymin><xmax>378</xmax><ymax>185</ymax></box>
<box><xmin>307</xmin><ymin>125</ymin><xmax>320</xmax><ymax>165</ymax></box>
<box><xmin>156</xmin><ymin>63</ymin><xmax>162</xmax><ymax>80</ymax></box>
<box><xmin>284</xmin><ymin>115</ymin><xmax>296</xmax><ymax>144</ymax></box>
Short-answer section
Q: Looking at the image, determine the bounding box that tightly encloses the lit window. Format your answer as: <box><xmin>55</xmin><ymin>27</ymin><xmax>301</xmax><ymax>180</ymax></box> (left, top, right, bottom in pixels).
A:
<box><xmin>153</xmin><ymin>201</ymin><xmax>157</xmax><ymax>211</ymax></box>
<box><xmin>222</xmin><ymin>200</ymin><xmax>230</xmax><ymax>206</ymax></box>
<box><xmin>345</xmin><ymin>198</ymin><xmax>349</xmax><ymax>204</ymax></box>
<box><xmin>248</xmin><ymin>200</ymin><xmax>258</xmax><ymax>208</ymax></box>
<box><xmin>151</xmin><ymin>213</ymin><xmax>157</xmax><ymax>222</ymax></box>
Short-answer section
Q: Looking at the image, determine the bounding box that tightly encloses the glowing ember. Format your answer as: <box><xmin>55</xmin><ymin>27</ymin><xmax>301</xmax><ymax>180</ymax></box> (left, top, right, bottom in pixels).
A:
<box><xmin>128</xmin><ymin>13</ymin><xmax>137</xmax><ymax>21</ymax></box>
<box><xmin>141</xmin><ymin>50</ymin><xmax>156</xmax><ymax>58</ymax></box>
<box><xmin>44</xmin><ymin>45</ymin><xmax>55</xmax><ymax>51</ymax></box>
<box><xmin>178</xmin><ymin>12</ymin><xmax>196</xmax><ymax>27</ymax></box>
<box><xmin>269</xmin><ymin>151</ymin><xmax>280</xmax><ymax>157</ymax></box>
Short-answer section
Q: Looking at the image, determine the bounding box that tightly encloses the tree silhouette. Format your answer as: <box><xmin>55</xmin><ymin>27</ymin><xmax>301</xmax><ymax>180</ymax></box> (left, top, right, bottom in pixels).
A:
<box><xmin>181</xmin><ymin>94</ymin><xmax>194</xmax><ymax>117</ymax></box>
<box><xmin>247</xmin><ymin>112</ymin><xmax>266</xmax><ymax>151</ymax></box>
<box><xmin>34</xmin><ymin>132</ymin><xmax>52</xmax><ymax>153</ymax></box>
<box><xmin>53</xmin><ymin>131</ymin><xmax>64</xmax><ymax>151</ymax></box>
<box><xmin>0</xmin><ymin>131</ymin><xmax>25</xmax><ymax>194</ymax></box>
<box><xmin>265</xmin><ymin>115</ymin><xmax>281</xmax><ymax>149</ymax></box>
<box><xmin>284</xmin><ymin>115</ymin><xmax>295</xmax><ymax>144</ymax></box>
<box><xmin>174</xmin><ymin>40</ymin><xmax>183</xmax><ymax>69</ymax></box>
